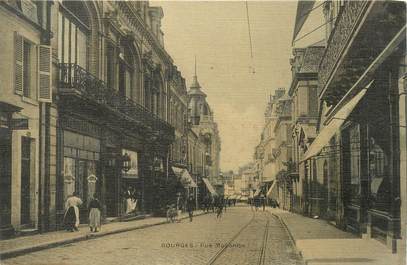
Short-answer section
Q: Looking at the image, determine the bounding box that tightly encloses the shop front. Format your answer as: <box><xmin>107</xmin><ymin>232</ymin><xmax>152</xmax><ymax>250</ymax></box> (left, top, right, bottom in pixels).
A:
<box><xmin>0</xmin><ymin>102</ymin><xmax>38</xmax><ymax>237</ymax></box>
<box><xmin>0</xmin><ymin>110</ymin><xmax>14</xmax><ymax>236</ymax></box>
<box><xmin>60</xmin><ymin>123</ymin><xmax>101</xmax><ymax>225</ymax></box>
<box><xmin>120</xmin><ymin>148</ymin><xmax>143</xmax><ymax>216</ymax></box>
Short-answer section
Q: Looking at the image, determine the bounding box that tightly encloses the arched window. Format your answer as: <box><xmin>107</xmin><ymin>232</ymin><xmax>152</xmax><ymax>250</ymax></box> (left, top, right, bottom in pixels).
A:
<box><xmin>203</xmin><ymin>104</ymin><xmax>209</xmax><ymax>116</ymax></box>
<box><xmin>118</xmin><ymin>43</ymin><xmax>134</xmax><ymax>99</ymax></box>
<box><xmin>151</xmin><ymin>72</ymin><xmax>163</xmax><ymax>116</ymax></box>
<box><xmin>58</xmin><ymin>1</ymin><xmax>90</xmax><ymax>69</ymax></box>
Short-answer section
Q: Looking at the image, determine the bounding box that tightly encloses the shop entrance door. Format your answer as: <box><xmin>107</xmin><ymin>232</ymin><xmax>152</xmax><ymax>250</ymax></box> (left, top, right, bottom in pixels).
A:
<box><xmin>105</xmin><ymin>162</ymin><xmax>119</xmax><ymax>217</ymax></box>
<box><xmin>0</xmin><ymin>129</ymin><xmax>12</xmax><ymax>228</ymax></box>
<box><xmin>21</xmin><ymin>137</ymin><xmax>31</xmax><ymax>225</ymax></box>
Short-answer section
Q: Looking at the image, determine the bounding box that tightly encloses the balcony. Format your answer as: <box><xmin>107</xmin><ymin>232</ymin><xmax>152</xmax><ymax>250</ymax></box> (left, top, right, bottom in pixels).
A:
<box><xmin>58</xmin><ymin>63</ymin><xmax>174</xmax><ymax>141</ymax></box>
<box><xmin>318</xmin><ymin>1</ymin><xmax>405</xmax><ymax>107</ymax></box>
<box><xmin>319</xmin><ymin>1</ymin><xmax>369</xmax><ymax>101</ymax></box>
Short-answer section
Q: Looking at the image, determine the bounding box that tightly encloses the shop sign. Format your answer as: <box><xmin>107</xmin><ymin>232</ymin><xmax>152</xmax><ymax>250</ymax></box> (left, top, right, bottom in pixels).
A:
<box><xmin>0</xmin><ymin>113</ymin><xmax>9</xmax><ymax>129</ymax></box>
<box><xmin>10</xmin><ymin>118</ymin><xmax>29</xmax><ymax>130</ymax></box>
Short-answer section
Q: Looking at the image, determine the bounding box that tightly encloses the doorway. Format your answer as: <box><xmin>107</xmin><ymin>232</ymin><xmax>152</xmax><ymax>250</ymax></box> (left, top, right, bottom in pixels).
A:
<box><xmin>0</xmin><ymin>129</ymin><xmax>12</xmax><ymax>228</ymax></box>
<box><xmin>21</xmin><ymin>137</ymin><xmax>32</xmax><ymax>225</ymax></box>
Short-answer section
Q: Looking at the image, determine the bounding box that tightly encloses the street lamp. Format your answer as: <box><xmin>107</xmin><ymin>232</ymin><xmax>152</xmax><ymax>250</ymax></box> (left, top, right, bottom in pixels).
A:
<box><xmin>121</xmin><ymin>153</ymin><xmax>131</xmax><ymax>173</ymax></box>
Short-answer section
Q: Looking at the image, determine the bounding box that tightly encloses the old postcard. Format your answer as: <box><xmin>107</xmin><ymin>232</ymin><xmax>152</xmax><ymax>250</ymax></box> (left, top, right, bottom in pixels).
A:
<box><xmin>0</xmin><ymin>0</ymin><xmax>406</xmax><ymax>264</ymax></box>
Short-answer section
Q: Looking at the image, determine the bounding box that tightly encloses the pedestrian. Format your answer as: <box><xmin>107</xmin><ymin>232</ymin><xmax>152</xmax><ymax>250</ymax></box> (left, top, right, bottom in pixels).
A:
<box><xmin>223</xmin><ymin>197</ymin><xmax>227</xmax><ymax>212</ymax></box>
<box><xmin>203</xmin><ymin>195</ymin><xmax>210</xmax><ymax>213</ymax></box>
<box><xmin>88</xmin><ymin>193</ymin><xmax>101</xmax><ymax>232</ymax></box>
<box><xmin>186</xmin><ymin>195</ymin><xmax>194</xmax><ymax>222</ymax></box>
<box><xmin>124</xmin><ymin>186</ymin><xmax>136</xmax><ymax>214</ymax></box>
<box><xmin>63</xmin><ymin>192</ymin><xmax>83</xmax><ymax>232</ymax></box>
<box><xmin>254</xmin><ymin>196</ymin><xmax>260</xmax><ymax>211</ymax></box>
<box><xmin>211</xmin><ymin>196</ymin><xmax>216</xmax><ymax>213</ymax></box>
<box><xmin>216</xmin><ymin>197</ymin><xmax>223</xmax><ymax>219</ymax></box>
<box><xmin>261</xmin><ymin>195</ymin><xmax>266</xmax><ymax>211</ymax></box>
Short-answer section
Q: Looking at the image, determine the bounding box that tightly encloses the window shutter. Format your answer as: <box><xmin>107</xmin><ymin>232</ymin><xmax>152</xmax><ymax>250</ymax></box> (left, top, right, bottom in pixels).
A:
<box><xmin>38</xmin><ymin>45</ymin><xmax>52</xmax><ymax>102</ymax></box>
<box><xmin>14</xmin><ymin>32</ymin><xmax>24</xmax><ymax>95</ymax></box>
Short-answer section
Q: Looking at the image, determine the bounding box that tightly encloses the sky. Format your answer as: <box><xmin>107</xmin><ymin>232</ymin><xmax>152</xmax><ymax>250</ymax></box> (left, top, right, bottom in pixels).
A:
<box><xmin>153</xmin><ymin>1</ymin><xmax>324</xmax><ymax>172</ymax></box>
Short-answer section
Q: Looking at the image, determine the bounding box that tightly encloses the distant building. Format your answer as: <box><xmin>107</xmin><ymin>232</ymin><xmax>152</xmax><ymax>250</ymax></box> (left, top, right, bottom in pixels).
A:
<box><xmin>288</xmin><ymin>45</ymin><xmax>324</xmax><ymax>214</ymax></box>
<box><xmin>188</xmin><ymin>72</ymin><xmax>221</xmax><ymax>198</ymax></box>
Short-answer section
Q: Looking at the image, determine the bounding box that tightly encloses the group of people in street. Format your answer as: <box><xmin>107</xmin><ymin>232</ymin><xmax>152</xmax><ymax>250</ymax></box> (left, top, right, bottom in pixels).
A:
<box><xmin>249</xmin><ymin>195</ymin><xmax>279</xmax><ymax>211</ymax></box>
<box><xmin>63</xmin><ymin>192</ymin><xmax>101</xmax><ymax>233</ymax></box>
<box><xmin>201</xmin><ymin>195</ymin><xmax>235</xmax><ymax>219</ymax></box>
<box><xmin>62</xmin><ymin>191</ymin><xmax>241</xmax><ymax>232</ymax></box>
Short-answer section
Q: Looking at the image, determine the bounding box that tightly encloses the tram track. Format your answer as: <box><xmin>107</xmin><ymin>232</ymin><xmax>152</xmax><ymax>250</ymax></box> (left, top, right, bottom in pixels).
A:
<box><xmin>207</xmin><ymin>210</ymin><xmax>274</xmax><ymax>265</ymax></box>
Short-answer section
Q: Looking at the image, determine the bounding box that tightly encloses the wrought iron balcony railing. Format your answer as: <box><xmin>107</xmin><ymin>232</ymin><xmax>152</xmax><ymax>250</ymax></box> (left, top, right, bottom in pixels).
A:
<box><xmin>58</xmin><ymin>63</ymin><xmax>174</xmax><ymax>138</ymax></box>
<box><xmin>318</xmin><ymin>1</ymin><xmax>369</xmax><ymax>96</ymax></box>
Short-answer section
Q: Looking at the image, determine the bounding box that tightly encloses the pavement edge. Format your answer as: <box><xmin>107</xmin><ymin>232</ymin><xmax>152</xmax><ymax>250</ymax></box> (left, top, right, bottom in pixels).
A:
<box><xmin>271</xmin><ymin>212</ymin><xmax>307</xmax><ymax>265</ymax></box>
<box><xmin>0</xmin><ymin>212</ymin><xmax>207</xmax><ymax>260</ymax></box>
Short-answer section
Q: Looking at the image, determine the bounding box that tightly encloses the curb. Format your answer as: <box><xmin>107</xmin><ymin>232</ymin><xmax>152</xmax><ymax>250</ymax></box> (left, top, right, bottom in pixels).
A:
<box><xmin>0</xmin><ymin>211</ymin><xmax>207</xmax><ymax>260</ymax></box>
<box><xmin>271</xmin><ymin>212</ymin><xmax>306</xmax><ymax>265</ymax></box>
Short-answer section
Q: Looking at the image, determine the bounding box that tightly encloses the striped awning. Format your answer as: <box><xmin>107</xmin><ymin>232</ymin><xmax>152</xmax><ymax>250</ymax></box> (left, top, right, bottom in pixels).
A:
<box><xmin>172</xmin><ymin>166</ymin><xmax>197</xmax><ymax>188</ymax></box>
<box><xmin>202</xmin><ymin>178</ymin><xmax>217</xmax><ymax>196</ymax></box>
<box><xmin>266</xmin><ymin>181</ymin><xmax>277</xmax><ymax>198</ymax></box>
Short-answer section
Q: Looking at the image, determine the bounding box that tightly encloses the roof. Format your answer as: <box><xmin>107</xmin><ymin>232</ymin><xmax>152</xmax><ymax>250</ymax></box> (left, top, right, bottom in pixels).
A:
<box><xmin>188</xmin><ymin>75</ymin><xmax>206</xmax><ymax>97</ymax></box>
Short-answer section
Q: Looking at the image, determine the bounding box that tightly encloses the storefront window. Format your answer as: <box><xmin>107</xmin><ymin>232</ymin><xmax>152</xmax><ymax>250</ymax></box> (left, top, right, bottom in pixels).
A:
<box><xmin>63</xmin><ymin>157</ymin><xmax>76</xmax><ymax>200</ymax></box>
<box><xmin>328</xmin><ymin>137</ymin><xmax>338</xmax><ymax>212</ymax></box>
<box><xmin>349</xmin><ymin>124</ymin><xmax>361</xmax><ymax>202</ymax></box>
<box><xmin>63</xmin><ymin>131</ymin><xmax>100</xmax><ymax>208</ymax></box>
<box><xmin>368</xmin><ymin>134</ymin><xmax>390</xmax><ymax>212</ymax></box>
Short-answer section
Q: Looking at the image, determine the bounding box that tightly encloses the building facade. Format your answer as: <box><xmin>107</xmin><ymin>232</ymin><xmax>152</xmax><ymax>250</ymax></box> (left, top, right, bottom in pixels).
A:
<box><xmin>0</xmin><ymin>0</ymin><xmax>51</xmax><ymax>236</ymax></box>
<box><xmin>273</xmin><ymin>92</ymin><xmax>293</xmax><ymax>211</ymax></box>
<box><xmin>295</xmin><ymin>0</ymin><xmax>406</xmax><ymax>258</ymax></box>
<box><xmin>188</xmin><ymin>74</ymin><xmax>221</xmax><ymax>198</ymax></box>
<box><xmin>0</xmin><ymin>0</ymin><xmax>223</xmax><ymax>235</ymax></box>
<box><xmin>289</xmin><ymin>45</ymin><xmax>324</xmax><ymax>214</ymax></box>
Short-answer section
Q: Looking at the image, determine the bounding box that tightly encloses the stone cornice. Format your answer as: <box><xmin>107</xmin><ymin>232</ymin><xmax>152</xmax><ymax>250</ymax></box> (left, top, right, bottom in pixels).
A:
<box><xmin>114</xmin><ymin>2</ymin><xmax>173</xmax><ymax>67</ymax></box>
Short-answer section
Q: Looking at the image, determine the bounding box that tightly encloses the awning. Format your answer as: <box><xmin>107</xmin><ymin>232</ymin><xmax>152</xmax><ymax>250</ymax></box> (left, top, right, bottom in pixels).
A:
<box><xmin>172</xmin><ymin>166</ymin><xmax>197</xmax><ymax>188</ymax></box>
<box><xmin>253</xmin><ymin>189</ymin><xmax>261</xmax><ymax>197</ymax></box>
<box><xmin>292</xmin><ymin>0</ymin><xmax>316</xmax><ymax>44</ymax></box>
<box><xmin>266</xmin><ymin>181</ymin><xmax>277</xmax><ymax>198</ymax></box>
<box><xmin>302</xmin><ymin>81</ymin><xmax>373</xmax><ymax>162</ymax></box>
<box><xmin>202</xmin><ymin>177</ymin><xmax>217</xmax><ymax>196</ymax></box>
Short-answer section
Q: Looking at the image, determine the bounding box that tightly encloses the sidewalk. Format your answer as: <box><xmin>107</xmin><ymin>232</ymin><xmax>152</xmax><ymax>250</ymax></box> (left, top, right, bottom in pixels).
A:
<box><xmin>0</xmin><ymin>210</ymin><xmax>205</xmax><ymax>260</ymax></box>
<box><xmin>270</xmin><ymin>208</ymin><xmax>401</xmax><ymax>265</ymax></box>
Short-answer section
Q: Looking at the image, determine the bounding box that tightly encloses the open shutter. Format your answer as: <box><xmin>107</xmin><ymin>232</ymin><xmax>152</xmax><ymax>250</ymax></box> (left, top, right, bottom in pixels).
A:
<box><xmin>38</xmin><ymin>45</ymin><xmax>52</xmax><ymax>102</ymax></box>
<box><xmin>14</xmin><ymin>32</ymin><xmax>23</xmax><ymax>95</ymax></box>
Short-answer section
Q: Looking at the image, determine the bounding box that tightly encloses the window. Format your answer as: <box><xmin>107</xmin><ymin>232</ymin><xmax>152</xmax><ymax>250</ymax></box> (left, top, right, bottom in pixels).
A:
<box><xmin>23</xmin><ymin>41</ymin><xmax>33</xmax><ymax>98</ymax></box>
<box><xmin>368</xmin><ymin>127</ymin><xmax>390</xmax><ymax>212</ymax></box>
<box><xmin>15</xmin><ymin>33</ymin><xmax>51</xmax><ymax>101</ymax></box>
<box><xmin>118</xmin><ymin>44</ymin><xmax>134</xmax><ymax>99</ymax></box>
<box><xmin>308</xmin><ymin>86</ymin><xmax>318</xmax><ymax>117</ymax></box>
<box><xmin>106</xmin><ymin>43</ymin><xmax>116</xmax><ymax>89</ymax></box>
<box><xmin>347</xmin><ymin>124</ymin><xmax>361</xmax><ymax>202</ymax></box>
<box><xmin>58</xmin><ymin>2</ymin><xmax>89</xmax><ymax>69</ymax></box>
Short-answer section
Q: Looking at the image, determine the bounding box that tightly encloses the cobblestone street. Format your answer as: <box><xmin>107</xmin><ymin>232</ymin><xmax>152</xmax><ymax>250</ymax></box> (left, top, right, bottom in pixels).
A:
<box><xmin>3</xmin><ymin>206</ymin><xmax>302</xmax><ymax>265</ymax></box>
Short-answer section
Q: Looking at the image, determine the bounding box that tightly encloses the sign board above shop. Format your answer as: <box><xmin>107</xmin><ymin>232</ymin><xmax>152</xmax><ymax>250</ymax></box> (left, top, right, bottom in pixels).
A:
<box><xmin>0</xmin><ymin>114</ymin><xmax>30</xmax><ymax>130</ymax></box>
<box><xmin>10</xmin><ymin>118</ymin><xmax>29</xmax><ymax>130</ymax></box>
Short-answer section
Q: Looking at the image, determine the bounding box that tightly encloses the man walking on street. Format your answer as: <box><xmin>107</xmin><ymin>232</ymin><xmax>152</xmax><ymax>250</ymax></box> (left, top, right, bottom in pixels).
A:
<box><xmin>261</xmin><ymin>195</ymin><xmax>266</xmax><ymax>211</ymax></box>
<box><xmin>186</xmin><ymin>195</ymin><xmax>194</xmax><ymax>222</ymax></box>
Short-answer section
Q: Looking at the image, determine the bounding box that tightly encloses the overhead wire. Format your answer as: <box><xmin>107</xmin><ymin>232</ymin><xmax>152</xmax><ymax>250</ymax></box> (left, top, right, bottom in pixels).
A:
<box><xmin>245</xmin><ymin>1</ymin><xmax>254</xmax><ymax>60</ymax></box>
<box><xmin>245</xmin><ymin>1</ymin><xmax>255</xmax><ymax>74</ymax></box>
<box><xmin>293</xmin><ymin>16</ymin><xmax>337</xmax><ymax>44</ymax></box>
